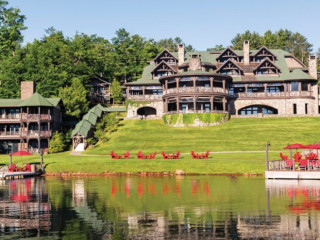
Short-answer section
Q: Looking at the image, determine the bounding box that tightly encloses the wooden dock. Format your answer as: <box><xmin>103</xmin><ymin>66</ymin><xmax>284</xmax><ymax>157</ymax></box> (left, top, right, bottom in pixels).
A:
<box><xmin>265</xmin><ymin>170</ymin><xmax>320</xmax><ymax>180</ymax></box>
<box><xmin>0</xmin><ymin>171</ymin><xmax>42</xmax><ymax>180</ymax></box>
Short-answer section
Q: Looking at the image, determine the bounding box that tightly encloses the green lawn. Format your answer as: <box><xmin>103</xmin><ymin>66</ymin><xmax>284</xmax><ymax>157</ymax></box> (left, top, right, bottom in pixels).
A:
<box><xmin>87</xmin><ymin>117</ymin><xmax>320</xmax><ymax>154</ymax></box>
<box><xmin>0</xmin><ymin>117</ymin><xmax>319</xmax><ymax>174</ymax></box>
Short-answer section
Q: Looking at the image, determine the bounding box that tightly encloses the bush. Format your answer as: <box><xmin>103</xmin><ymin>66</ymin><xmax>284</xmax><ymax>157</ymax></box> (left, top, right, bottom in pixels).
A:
<box><xmin>162</xmin><ymin>113</ymin><xmax>228</xmax><ymax>126</ymax></box>
<box><xmin>49</xmin><ymin>132</ymin><xmax>66</xmax><ymax>153</ymax></box>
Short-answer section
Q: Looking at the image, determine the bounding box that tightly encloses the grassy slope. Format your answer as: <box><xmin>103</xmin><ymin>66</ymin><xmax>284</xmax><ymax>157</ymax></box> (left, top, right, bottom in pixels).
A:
<box><xmin>87</xmin><ymin>117</ymin><xmax>320</xmax><ymax>154</ymax></box>
<box><xmin>0</xmin><ymin>117</ymin><xmax>318</xmax><ymax>174</ymax></box>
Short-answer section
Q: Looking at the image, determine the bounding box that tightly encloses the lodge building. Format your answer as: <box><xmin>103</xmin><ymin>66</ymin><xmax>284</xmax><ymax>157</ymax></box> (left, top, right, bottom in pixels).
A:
<box><xmin>126</xmin><ymin>41</ymin><xmax>318</xmax><ymax>118</ymax></box>
<box><xmin>0</xmin><ymin>82</ymin><xmax>63</xmax><ymax>154</ymax></box>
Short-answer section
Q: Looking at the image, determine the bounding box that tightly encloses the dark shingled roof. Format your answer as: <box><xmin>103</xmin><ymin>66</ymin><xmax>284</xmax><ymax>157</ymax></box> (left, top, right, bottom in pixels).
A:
<box><xmin>0</xmin><ymin>93</ymin><xmax>62</xmax><ymax>108</ymax></box>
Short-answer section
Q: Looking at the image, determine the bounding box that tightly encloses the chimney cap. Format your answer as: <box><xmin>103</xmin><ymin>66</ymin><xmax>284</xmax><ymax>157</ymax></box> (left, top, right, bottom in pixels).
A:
<box><xmin>244</xmin><ymin>40</ymin><xmax>249</xmax><ymax>44</ymax></box>
<box><xmin>309</xmin><ymin>55</ymin><xmax>316</xmax><ymax>60</ymax></box>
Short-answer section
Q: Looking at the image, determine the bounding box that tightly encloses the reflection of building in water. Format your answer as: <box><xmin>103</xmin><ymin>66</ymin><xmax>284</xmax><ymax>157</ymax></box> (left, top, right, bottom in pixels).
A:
<box><xmin>235</xmin><ymin>180</ymin><xmax>320</xmax><ymax>239</ymax></box>
<box><xmin>72</xmin><ymin>179</ymin><xmax>86</xmax><ymax>207</ymax></box>
<box><xmin>0</xmin><ymin>178</ymin><xmax>51</xmax><ymax>234</ymax></box>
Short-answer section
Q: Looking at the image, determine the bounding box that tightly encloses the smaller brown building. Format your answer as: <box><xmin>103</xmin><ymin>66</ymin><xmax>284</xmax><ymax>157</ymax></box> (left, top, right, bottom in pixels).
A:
<box><xmin>0</xmin><ymin>82</ymin><xmax>63</xmax><ymax>154</ymax></box>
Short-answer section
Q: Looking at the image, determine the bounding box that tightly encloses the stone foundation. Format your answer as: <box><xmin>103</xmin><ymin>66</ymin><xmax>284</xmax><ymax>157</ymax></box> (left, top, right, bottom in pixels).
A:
<box><xmin>126</xmin><ymin>101</ymin><xmax>163</xmax><ymax>118</ymax></box>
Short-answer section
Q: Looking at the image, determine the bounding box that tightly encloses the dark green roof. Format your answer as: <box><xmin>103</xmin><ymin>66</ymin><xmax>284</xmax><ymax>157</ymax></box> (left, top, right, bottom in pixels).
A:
<box><xmin>132</xmin><ymin>48</ymin><xmax>314</xmax><ymax>84</ymax></box>
<box><xmin>0</xmin><ymin>93</ymin><xmax>62</xmax><ymax>108</ymax></box>
<box><xmin>71</xmin><ymin>104</ymin><xmax>126</xmax><ymax>137</ymax></box>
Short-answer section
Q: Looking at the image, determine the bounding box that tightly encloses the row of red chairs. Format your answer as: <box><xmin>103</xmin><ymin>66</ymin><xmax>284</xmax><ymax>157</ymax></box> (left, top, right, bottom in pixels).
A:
<box><xmin>191</xmin><ymin>151</ymin><xmax>210</xmax><ymax>159</ymax></box>
<box><xmin>110</xmin><ymin>151</ymin><xmax>130</xmax><ymax>159</ymax></box>
<box><xmin>137</xmin><ymin>151</ymin><xmax>157</xmax><ymax>159</ymax></box>
<box><xmin>110</xmin><ymin>150</ymin><xmax>211</xmax><ymax>160</ymax></box>
<box><xmin>8</xmin><ymin>163</ymin><xmax>31</xmax><ymax>172</ymax></box>
<box><xmin>162</xmin><ymin>151</ymin><xmax>180</xmax><ymax>159</ymax></box>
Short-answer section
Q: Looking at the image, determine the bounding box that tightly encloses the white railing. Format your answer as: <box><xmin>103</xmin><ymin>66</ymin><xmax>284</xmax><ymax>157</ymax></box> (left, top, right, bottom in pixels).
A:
<box><xmin>165</xmin><ymin>87</ymin><xmax>228</xmax><ymax>95</ymax></box>
<box><xmin>21</xmin><ymin>114</ymin><xmax>51</xmax><ymax>121</ymax></box>
<box><xmin>21</xmin><ymin>130</ymin><xmax>52</xmax><ymax>137</ymax></box>
<box><xmin>237</xmin><ymin>91</ymin><xmax>312</xmax><ymax>98</ymax></box>
<box><xmin>127</xmin><ymin>95</ymin><xmax>162</xmax><ymax>100</ymax></box>
<box><xmin>0</xmin><ymin>130</ymin><xmax>20</xmax><ymax>136</ymax></box>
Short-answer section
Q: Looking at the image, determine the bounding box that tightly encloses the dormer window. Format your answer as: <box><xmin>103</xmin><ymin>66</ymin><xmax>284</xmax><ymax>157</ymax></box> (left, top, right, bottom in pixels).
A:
<box><xmin>217</xmin><ymin>47</ymin><xmax>240</xmax><ymax>62</ymax></box>
<box><xmin>253</xmin><ymin>46</ymin><xmax>276</xmax><ymax>62</ymax></box>
<box><xmin>153</xmin><ymin>49</ymin><xmax>178</xmax><ymax>65</ymax></box>
<box><xmin>217</xmin><ymin>59</ymin><xmax>243</xmax><ymax>76</ymax></box>
<box><xmin>253</xmin><ymin>58</ymin><xmax>280</xmax><ymax>75</ymax></box>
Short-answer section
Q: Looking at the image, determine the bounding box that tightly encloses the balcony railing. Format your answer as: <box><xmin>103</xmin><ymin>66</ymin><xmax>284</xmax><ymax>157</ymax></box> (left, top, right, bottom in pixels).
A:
<box><xmin>235</xmin><ymin>91</ymin><xmax>313</xmax><ymax>98</ymax></box>
<box><xmin>166</xmin><ymin>110</ymin><xmax>228</xmax><ymax>114</ymax></box>
<box><xmin>0</xmin><ymin>130</ymin><xmax>20</xmax><ymax>136</ymax></box>
<box><xmin>165</xmin><ymin>87</ymin><xmax>228</xmax><ymax>95</ymax></box>
<box><xmin>127</xmin><ymin>94</ymin><xmax>162</xmax><ymax>101</ymax></box>
<box><xmin>0</xmin><ymin>114</ymin><xmax>20</xmax><ymax>120</ymax></box>
<box><xmin>21</xmin><ymin>130</ymin><xmax>52</xmax><ymax>138</ymax></box>
<box><xmin>21</xmin><ymin>113</ymin><xmax>51</xmax><ymax>121</ymax></box>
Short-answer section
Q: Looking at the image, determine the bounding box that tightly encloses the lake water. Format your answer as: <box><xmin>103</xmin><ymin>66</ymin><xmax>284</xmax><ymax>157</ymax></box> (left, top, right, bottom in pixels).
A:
<box><xmin>0</xmin><ymin>176</ymin><xmax>319</xmax><ymax>239</ymax></box>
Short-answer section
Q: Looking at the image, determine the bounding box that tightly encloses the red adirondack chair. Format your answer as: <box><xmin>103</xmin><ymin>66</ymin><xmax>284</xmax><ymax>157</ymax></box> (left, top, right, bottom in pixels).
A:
<box><xmin>299</xmin><ymin>159</ymin><xmax>308</xmax><ymax>170</ymax></box>
<box><xmin>162</xmin><ymin>151</ymin><xmax>168</xmax><ymax>159</ymax></box>
<box><xmin>285</xmin><ymin>159</ymin><xmax>294</xmax><ymax>169</ymax></box>
<box><xmin>8</xmin><ymin>164</ymin><xmax>16</xmax><ymax>172</ymax></box>
<box><xmin>280</xmin><ymin>152</ymin><xmax>288</xmax><ymax>161</ymax></box>
<box><xmin>24</xmin><ymin>163</ymin><xmax>31</xmax><ymax>172</ymax></box>
<box><xmin>124</xmin><ymin>151</ymin><xmax>130</xmax><ymax>159</ymax></box>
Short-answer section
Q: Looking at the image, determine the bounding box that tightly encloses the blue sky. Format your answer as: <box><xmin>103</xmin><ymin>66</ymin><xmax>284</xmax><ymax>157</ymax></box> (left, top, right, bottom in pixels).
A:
<box><xmin>10</xmin><ymin>0</ymin><xmax>320</xmax><ymax>52</ymax></box>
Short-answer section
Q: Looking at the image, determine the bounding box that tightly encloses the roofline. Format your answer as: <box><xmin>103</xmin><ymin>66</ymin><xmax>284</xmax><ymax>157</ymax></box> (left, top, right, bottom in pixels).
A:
<box><xmin>253</xmin><ymin>58</ymin><xmax>280</xmax><ymax>72</ymax></box>
<box><xmin>159</xmin><ymin>72</ymin><xmax>233</xmax><ymax>82</ymax></box>
<box><xmin>153</xmin><ymin>48</ymin><xmax>177</xmax><ymax>61</ymax></box>
<box><xmin>216</xmin><ymin>59</ymin><xmax>244</xmax><ymax>72</ymax></box>
<box><xmin>151</xmin><ymin>60</ymin><xmax>177</xmax><ymax>74</ymax></box>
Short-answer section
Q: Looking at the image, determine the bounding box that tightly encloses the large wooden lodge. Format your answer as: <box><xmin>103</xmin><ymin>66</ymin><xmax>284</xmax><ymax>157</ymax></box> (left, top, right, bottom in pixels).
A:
<box><xmin>126</xmin><ymin>41</ymin><xmax>318</xmax><ymax>118</ymax></box>
<box><xmin>0</xmin><ymin>82</ymin><xmax>63</xmax><ymax>154</ymax></box>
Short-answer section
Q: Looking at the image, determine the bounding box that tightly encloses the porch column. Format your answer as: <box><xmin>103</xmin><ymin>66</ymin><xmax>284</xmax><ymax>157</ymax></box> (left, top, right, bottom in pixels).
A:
<box><xmin>164</xmin><ymin>99</ymin><xmax>168</xmax><ymax>113</ymax></box>
<box><xmin>142</xmin><ymin>86</ymin><xmax>145</xmax><ymax>100</ymax></box>
<box><xmin>193</xmin><ymin>77</ymin><xmax>196</xmax><ymax>89</ymax></box>
<box><xmin>283</xmin><ymin>82</ymin><xmax>286</xmax><ymax>96</ymax></box>
<box><xmin>245</xmin><ymin>84</ymin><xmax>248</xmax><ymax>94</ymax></box>
<box><xmin>210</xmin><ymin>77</ymin><xmax>214</xmax><ymax>92</ymax></box>
<box><xmin>38</xmin><ymin>138</ymin><xmax>40</xmax><ymax>153</ymax></box>
<box><xmin>308</xmin><ymin>82</ymin><xmax>311</xmax><ymax>92</ymax></box>
<box><xmin>193</xmin><ymin>96</ymin><xmax>196</xmax><ymax>113</ymax></box>
<box><xmin>176</xmin><ymin>78</ymin><xmax>179</xmax><ymax>94</ymax></box>
<box><xmin>223</xmin><ymin>98</ymin><xmax>226</xmax><ymax>112</ymax></box>
<box><xmin>210</xmin><ymin>96</ymin><xmax>214</xmax><ymax>111</ymax></box>
<box><xmin>264</xmin><ymin>83</ymin><xmax>267</xmax><ymax>96</ymax></box>
<box><xmin>165</xmin><ymin>80</ymin><xmax>168</xmax><ymax>94</ymax></box>
<box><xmin>176</xmin><ymin>97</ymin><xmax>180</xmax><ymax>113</ymax></box>
<box><xmin>222</xmin><ymin>79</ymin><xmax>226</xmax><ymax>91</ymax></box>
<box><xmin>298</xmin><ymin>82</ymin><xmax>302</xmax><ymax>96</ymax></box>
<box><xmin>126</xmin><ymin>87</ymin><xmax>129</xmax><ymax>98</ymax></box>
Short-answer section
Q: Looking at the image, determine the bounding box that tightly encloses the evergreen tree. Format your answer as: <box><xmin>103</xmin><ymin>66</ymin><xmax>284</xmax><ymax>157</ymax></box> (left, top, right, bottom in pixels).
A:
<box><xmin>110</xmin><ymin>80</ymin><xmax>122</xmax><ymax>104</ymax></box>
<box><xmin>58</xmin><ymin>78</ymin><xmax>89</xmax><ymax>119</ymax></box>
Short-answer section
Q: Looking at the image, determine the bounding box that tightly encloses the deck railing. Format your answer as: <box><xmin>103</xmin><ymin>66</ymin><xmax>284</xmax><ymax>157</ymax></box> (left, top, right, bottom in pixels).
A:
<box><xmin>21</xmin><ymin>114</ymin><xmax>51</xmax><ymax>121</ymax></box>
<box><xmin>165</xmin><ymin>87</ymin><xmax>228</xmax><ymax>95</ymax></box>
<box><xmin>268</xmin><ymin>159</ymin><xmax>319</xmax><ymax>171</ymax></box>
<box><xmin>0</xmin><ymin>114</ymin><xmax>20</xmax><ymax>120</ymax></box>
<box><xmin>236</xmin><ymin>91</ymin><xmax>313</xmax><ymax>99</ymax></box>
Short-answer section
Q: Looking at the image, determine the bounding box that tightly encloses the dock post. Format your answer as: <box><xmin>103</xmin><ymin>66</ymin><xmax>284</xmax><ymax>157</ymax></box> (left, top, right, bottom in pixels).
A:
<box><xmin>40</xmin><ymin>153</ymin><xmax>44</xmax><ymax>172</ymax></box>
<box><xmin>9</xmin><ymin>153</ymin><xmax>12</xmax><ymax>167</ymax></box>
<box><xmin>266</xmin><ymin>142</ymin><xmax>270</xmax><ymax>170</ymax></box>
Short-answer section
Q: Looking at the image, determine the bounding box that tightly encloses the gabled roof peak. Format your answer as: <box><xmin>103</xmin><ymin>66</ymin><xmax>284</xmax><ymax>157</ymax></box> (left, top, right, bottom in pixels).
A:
<box><xmin>18</xmin><ymin>92</ymin><xmax>55</xmax><ymax>107</ymax></box>
<box><xmin>153</xmin><ymin>48</ymin><xmax>177</xmax><ymax>62</ymax></box>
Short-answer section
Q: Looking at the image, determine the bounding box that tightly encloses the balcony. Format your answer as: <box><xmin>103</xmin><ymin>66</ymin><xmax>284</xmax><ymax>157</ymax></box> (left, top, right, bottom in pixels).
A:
<box><xmin>235</xmin><ymin>91</ymin><xmax>313</xmax><ymax>99</ymax></box>
<box><xmin>21</xmin><ymin>114</ymin><xmax>51</xmax><ymax>121</ymax></box>
<box><xmin>165</xmin><ymin>87</ymin><xmax>228</xmax><ymax>95</ymax></box>
<box><xmin>0</xmin><ymin>114</ymin><xmax>21</xmax><ymax>122</ymax></box>
<box><xmin>0</xmin><ymin>130</ymin><xmax>20</xmax><ymax>139</ymax></box>
<box><xmin>127</xmin><ymin>94</ymin><xmax>162</xmax><ymax>101</ymax></box>
<box><xmin>21</xmin><ymin>130</ymin><xmax>52</xmax><ymax>138</ymax></box>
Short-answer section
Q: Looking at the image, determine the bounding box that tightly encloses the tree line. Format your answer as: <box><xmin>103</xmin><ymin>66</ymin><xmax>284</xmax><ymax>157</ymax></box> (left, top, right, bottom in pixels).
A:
<box><xmin>0</xmin><ymin>1</ymin><xmax>318</xmax><ymax>120</ymax></box>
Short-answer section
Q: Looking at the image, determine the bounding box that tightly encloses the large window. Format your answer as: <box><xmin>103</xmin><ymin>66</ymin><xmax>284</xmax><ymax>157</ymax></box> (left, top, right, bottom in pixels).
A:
<box><xmin>239</xmin><ymin>105</ymin><xmax>278</xmax><ymax>115</ymax></box>
<box><xmin>302</xmin><ymin>82</ymin><xmax>308</xmax><ymax>91</ymax></box>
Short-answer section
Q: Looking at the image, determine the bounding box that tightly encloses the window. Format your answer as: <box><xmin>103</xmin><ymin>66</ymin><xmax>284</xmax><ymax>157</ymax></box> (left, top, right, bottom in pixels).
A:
<box><xmin>305</xmin><ymin>103</ymin><xmax>308</xmax><ymax>114</ymax></box>
<box><xmin>229</xmin><ymin>88</ymin><xmax>234</xmax><ymax>95</ymax></box>
<box><xmin>291</xmin><ymin>82</ymin><xmax>299</xmax><ymax>91</ymax></box>
<box><xmin>293</xmin><ymin>104</ymin><xmax>297</xmax><ymax>114</ymax></box>
<box><xmin>302</xmin><ymin>82</ymin><xmax>308</xmax><ymax>91</ymax></box>
<box><xmin>266</xmin><ymin>87</ymin><xmax>280</xmax><ymax>92</ymax></box>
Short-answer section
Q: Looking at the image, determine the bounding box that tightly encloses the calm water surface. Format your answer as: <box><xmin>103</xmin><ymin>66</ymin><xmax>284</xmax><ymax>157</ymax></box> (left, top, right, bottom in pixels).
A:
<box><xmin>0</xmin><ymin>176</ymin><xmax>319</xmax><ymax>239</ymax></box>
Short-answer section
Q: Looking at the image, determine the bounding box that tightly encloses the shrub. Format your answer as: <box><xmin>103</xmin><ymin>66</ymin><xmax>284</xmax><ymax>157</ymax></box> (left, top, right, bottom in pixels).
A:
<box><xmin>49</xmin><ymin>132</ymin><xmax>66</xmax><ymax>153</ymax></box>
<box><xmin>162</xmin><ymin>113</ymin><xmax>228</xmax><ymax>126</ymax></box>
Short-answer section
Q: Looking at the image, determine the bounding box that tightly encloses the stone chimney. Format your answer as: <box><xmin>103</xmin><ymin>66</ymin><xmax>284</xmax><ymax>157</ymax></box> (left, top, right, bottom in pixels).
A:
<box><xmin>21</xmin><ymin>81</ymin><xmax>35</xmax><ymax>100</ymax></box>
<box><xmin>308</xmin><ymin>55</ymin><xmax>318</xmax><ymax>79</ymax></box>
<box><xmin>243</xmin><ymin>40</ymin><xmax>250</xmax><ymax>65</ymax></box>
<box><xmin>189</xmin><ymin>54</ymin><xmax>201</xmax><ymax>71</ymax></box>
<box><xmin>178</xmin><ymin>44</ymin><xmax>185</xmax><ymax>65</ymax></box>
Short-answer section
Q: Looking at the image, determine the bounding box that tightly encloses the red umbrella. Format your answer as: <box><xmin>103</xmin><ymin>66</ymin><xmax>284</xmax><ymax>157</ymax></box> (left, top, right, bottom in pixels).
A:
<box><xmin>284</xmin><ymin>143</ymin><xmax>307</xmax><ymax>149</ymax></box>
<box><xmin>305</xmin><ymin>143</ymin><xmax>320</xmax><ymax>149</ymax></box>
<box><xmin>12</xmin><ymin>151</ymin><xmax>32</xmax><ymax>156</ymax></box>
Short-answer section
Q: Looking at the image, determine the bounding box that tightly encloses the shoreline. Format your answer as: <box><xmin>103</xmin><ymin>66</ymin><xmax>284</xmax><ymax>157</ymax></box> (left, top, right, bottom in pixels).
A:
<box><xmin>44</xmin><ymin>172</ymin><xmax>264</xmax><ymax>177</ymax></box>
